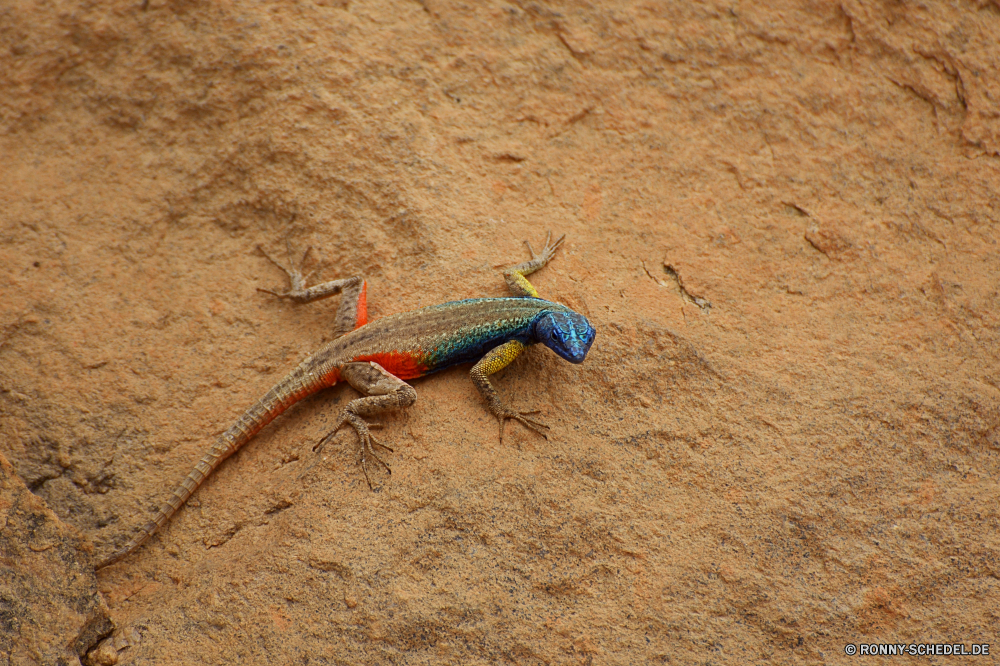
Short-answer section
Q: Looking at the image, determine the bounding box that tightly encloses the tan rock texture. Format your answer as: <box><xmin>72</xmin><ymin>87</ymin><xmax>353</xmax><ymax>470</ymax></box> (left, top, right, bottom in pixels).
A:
<box><xmin>2</xmin><ymin>0</ymin><xmax>998</xmax><ymax>664</ymax></box>
<box><xmin>0</xmin><ymin>453</ymin><xmax>112</xmax><ymax>666</ymax></box>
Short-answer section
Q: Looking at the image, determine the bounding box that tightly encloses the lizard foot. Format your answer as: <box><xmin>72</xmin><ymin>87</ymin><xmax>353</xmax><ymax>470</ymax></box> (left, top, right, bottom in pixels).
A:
<box><xmin>316</xmin><ymin>414</ymin><xmax>394</xmax><ymax>489</ymax></box>
<box><xmin>524</xmin><ymin>230</ymin><xmax>565</xmax><ymax>265</ymax></box>
<box><xmin>496</xmin><ymin>408</ymin><xmax>550</xmax><ymax>444</ymax></box>
<box><xmin>257</xmin><ymin>239</ymin><xmax>317</xmax><ymax>302</ymax></box>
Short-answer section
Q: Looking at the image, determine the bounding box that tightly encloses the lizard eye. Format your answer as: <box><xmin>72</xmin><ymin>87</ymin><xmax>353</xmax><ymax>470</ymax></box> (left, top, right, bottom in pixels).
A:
<box><xmin>550</xmin><ymin>330</ymin><xmax>559</xmax><ymax>341</ymax></box>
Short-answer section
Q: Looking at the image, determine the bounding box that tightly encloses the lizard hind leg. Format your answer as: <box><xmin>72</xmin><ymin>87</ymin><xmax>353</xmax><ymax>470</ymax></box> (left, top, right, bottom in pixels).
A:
<box><xmin>316</xmin><ymin>414</ymin><xmax>393</xmax><ymax>489</ymax></box>
<box><xmin>257</xmin><ymin>239</ymin><xmax>368</xmax><ymax>335</ymax></box>
<box><xmin>257</xmin><ymin>239</ymin><xmax>317</xmax><ymax>299</ymax></box>
<box><xmin>315</xmin><ymin>362</ymin><xmax>416</xmax><ymax>489</ymax></box>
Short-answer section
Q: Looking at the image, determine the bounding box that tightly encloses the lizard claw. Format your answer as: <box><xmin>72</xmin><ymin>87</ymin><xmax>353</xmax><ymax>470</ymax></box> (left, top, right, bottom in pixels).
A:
<box><xmin>524</xmin><ymin>231</ymin><xmax>565</xmax><ymax>264</ymax></box>
<box><xmin>497</xmin><ymin>409</ymin><xmax>550</xmax><ymax>444</ymax></box>
<box><xmin>315</xmin><ymin>413</ymin><xmax>393</xmax><ymax>490</ymax></box>
<box><xmin>257</xmin><ymin>242</ymin><xmax>316</xmax><ymax>301</ymax></box>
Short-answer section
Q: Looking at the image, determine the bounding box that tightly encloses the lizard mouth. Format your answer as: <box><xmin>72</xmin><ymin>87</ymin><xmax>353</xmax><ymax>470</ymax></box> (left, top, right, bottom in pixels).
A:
<box><xmin>563</xmin><ymin>335</ymin><xmax>595</xmax><ymax>364</ymax></box>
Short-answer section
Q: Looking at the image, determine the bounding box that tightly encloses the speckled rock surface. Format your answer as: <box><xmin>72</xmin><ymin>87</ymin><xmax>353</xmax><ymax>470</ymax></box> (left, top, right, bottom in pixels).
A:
<box><xmin>1</xmin><ymin>0</ymin><xmax>998</xmax><ymax>664</ymax></box>
<box><xmin>0</xmin><ymin>453</ymin><xmax>112</xmax><ymax>666</ymax></box>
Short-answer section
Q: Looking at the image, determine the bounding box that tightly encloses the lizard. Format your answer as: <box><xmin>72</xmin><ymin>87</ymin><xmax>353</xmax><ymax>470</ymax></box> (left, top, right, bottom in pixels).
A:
<box><xmin>95</xmin><ymin>232</ymin><xmax>595</xmax><ymax>570</ymax></box>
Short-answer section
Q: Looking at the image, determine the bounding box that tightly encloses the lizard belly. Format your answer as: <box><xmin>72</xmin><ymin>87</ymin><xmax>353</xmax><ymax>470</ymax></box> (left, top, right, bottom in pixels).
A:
<box><xmin>349</xmin><ymin>351</ymin><xmax>430</xmax><ymax>380</ymax></box>
<box><xmin>349</xmin><ymin>334</ymin><xmax>532</xmax><ymax>381</ymax></box>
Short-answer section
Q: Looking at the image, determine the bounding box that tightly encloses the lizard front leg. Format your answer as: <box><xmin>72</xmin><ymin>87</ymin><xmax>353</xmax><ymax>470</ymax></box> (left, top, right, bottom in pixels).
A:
<box><xmin>258</xmin><ymin>240</ymin><xmax>368</xmax><ymax>336</ymax></box>
<box><xmin>470</xmin><ymin>340</ymin><xmax>549</xmax><ymax>443</ymax></box>
<box><xmin>503</xmin><ymin>231</ymin><xmax>565</xmax><ymax>298</ymax></box>
<box><xmin>315</xmin><ymin>361</ymin><xmax>417</xmax><ymax>488</ymax></box>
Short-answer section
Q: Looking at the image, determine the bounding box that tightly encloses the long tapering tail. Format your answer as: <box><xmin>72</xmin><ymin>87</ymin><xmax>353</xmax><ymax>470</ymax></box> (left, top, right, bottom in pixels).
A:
<box><xmin>96</xmin><ymin>365</ymin><xmax>329</xmax><ymax>569</ymax></box>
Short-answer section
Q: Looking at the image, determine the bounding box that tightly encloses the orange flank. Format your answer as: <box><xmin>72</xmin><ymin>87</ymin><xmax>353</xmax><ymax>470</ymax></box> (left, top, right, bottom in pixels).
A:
<box><xmin>354</xmin><ymin>280</ymin><xmax>368</xmax><ymax>329</ymax></box>
<box><xmin>323</xmin><ymin>367</ymin><xmax>341</xmax><ymax>385</ymax></box>
<box><xmin>352</xmin><ymin>351</ymin><xmax>429</xmax><ymax>380</ymax></box>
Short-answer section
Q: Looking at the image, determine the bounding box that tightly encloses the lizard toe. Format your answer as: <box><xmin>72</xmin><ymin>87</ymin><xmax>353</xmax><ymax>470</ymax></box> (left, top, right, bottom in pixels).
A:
<box><xmin>334</xmin><ymin>413</ymin><xmax>392</xmax><ymax>489</ymax></box>
<box><xmin>497</xmin><ymin>410</ymin><xmax>550</xmax><ymax>443</ymax></box>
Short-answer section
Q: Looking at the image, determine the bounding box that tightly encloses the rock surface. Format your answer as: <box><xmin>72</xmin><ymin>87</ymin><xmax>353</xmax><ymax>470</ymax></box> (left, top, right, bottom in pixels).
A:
<box><xmin>0</xmin><ymin>453</ymin><xmax>112</xmax><ymax>666</ymax></box>
<box><xmin>1</xmin><ymin>0</ymin><xmax>998</xmax><ymax>664</ymax></box>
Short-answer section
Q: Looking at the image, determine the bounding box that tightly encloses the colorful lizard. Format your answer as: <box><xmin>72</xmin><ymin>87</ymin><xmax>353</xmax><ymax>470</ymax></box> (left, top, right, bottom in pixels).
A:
<box><xmin>96</xmin><ymin>233</ymin><xmax>595</xmax><ymax>569</ymax></box>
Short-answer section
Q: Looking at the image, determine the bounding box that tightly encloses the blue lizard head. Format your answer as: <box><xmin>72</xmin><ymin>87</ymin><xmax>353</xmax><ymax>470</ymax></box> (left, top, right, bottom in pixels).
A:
<box><xmin>534</xmin><ymin>311</ymin><xmax>596</xmax><ymax>364</ymax></box>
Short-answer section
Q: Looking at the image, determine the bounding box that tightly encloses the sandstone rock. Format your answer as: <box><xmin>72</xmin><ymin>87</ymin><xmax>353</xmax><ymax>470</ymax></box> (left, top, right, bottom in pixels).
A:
<box><xmin>0</xmin><ymin>454</ymin><xmax>112</xmax><ymax>665</ymax></box>
<box><xmin>1</xmin><ymin>0</ymin><xmax>997</xmax><ymax>663</ymax></box>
